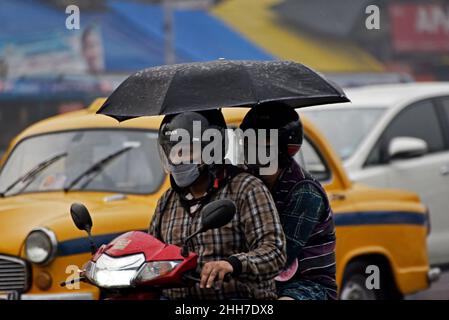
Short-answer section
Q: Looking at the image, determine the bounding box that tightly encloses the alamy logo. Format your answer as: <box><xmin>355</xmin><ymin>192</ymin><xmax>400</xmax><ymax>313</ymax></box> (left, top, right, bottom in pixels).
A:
<box><xmin>65</xmin><ymin>5</ymin><xmax>80</xmax><ymax>30</ymax></box>
<box><xmin>365</xmin><ymin>265</ymin><xmax>380</xmax><ymax>290</ymax></box>
<box><xmin>365</xmin><ymin>5</ymin><xmax>380</xmax><ymax>30</ymax></box>
<box><xmin>65</xmin><ymin>264</ymin><xmax>81</xmax><ymax>290</ymax></box>
<box><xmin>166</xmin><ymin>123</ymin><xmax>279</xmax><ymax>175</ymax></box>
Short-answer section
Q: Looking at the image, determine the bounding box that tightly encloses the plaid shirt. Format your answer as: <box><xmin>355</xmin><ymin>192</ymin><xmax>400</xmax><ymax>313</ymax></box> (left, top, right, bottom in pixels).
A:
<box><xmin>148</xmin><ymin>171</ymin><xmax>286</xmax><ymax>300</ymax></box>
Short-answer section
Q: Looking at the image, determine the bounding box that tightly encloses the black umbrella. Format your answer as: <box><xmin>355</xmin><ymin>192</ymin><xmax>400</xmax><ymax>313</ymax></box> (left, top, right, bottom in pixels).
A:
<box><xmin>97</xmin><ymin>60</ymin><xmax>349</xmax><ymax>121</ymax></box>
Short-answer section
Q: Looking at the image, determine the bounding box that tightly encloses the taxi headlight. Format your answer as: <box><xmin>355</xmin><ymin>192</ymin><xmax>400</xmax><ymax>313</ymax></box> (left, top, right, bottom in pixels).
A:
<box><xmin>25</xmin><ymin>228</ymin><xmax>57</xmax><ymax>265</ymax></box>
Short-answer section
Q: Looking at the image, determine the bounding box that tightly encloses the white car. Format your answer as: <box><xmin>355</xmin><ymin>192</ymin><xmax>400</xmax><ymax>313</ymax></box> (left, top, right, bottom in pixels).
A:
<box><xmin>301</xmin><ymin>83</ymin><xmax>449</xmax><ymax>266</ymax></box>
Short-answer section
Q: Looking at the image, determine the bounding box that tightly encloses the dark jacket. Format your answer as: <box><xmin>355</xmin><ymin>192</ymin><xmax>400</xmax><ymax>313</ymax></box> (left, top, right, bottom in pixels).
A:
<box><xmin>272</xmin><ymin>160</ymin><xmax>337</xmax><ymax>299</ymax></box>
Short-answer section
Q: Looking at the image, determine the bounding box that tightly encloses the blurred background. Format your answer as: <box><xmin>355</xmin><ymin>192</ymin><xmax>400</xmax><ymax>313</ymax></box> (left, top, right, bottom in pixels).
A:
<box><xmin>1</xmin><ymin>0</ymin><xmax>449</xmax><ymax>155</ymax></box>
<box><xmin>1</xmin><ymin>0</ymin><xmax>449</xmax><ymax>300</ymax></box>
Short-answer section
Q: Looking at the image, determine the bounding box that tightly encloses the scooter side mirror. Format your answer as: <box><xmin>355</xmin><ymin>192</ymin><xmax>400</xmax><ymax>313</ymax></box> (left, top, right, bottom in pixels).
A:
<box><xmin>181</xmin><ymin>199</ymin><xmax>236</xmax><ymax>257</ymax></box>
<box><xmin>200</xmin><ymin>199</ymin><xmax>236</xmax><ymax>232</ymax></box>
<box><xmin>70</xmin><ymin>203</ymin><xmax>93</xmax><ymax>233</ymax></box>
<box><xmin>70</xmin><ymin>203</ymin><xmax>97</xmax><ymax>255</ymax></box>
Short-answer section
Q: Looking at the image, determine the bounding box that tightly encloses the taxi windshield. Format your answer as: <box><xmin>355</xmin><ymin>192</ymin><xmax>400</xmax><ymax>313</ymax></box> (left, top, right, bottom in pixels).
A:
<box><xmin>0</xmin><ymin>129</ymin><xmax>165</xmax><ymax>197</ymax></box>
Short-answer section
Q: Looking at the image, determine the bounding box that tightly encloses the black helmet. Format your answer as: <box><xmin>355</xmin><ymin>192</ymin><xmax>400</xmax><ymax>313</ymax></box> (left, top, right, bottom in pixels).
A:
<box><xmin>158</xmin><ymin>109</ymin><xmax>227</xmax><ymax>188</ymax></box>
<box><xmin>240</xmin><ymin>102</ymin><xmax>303</xmax><ymax>168</ymax></box>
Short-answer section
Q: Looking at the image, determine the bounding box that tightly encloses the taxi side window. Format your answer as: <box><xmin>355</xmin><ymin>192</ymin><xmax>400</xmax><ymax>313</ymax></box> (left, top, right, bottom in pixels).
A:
<box><xmin>295</xmin><ymin>137</ymin><xmax>331</xmax><ymax>182</ymax></box>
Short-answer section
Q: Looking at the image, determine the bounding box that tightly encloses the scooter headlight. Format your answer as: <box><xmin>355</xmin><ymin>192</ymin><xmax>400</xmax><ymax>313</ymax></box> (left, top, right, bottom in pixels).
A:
<box><xmin>86</xmin><ymin>253</ymin><xmax>145</xmax><ymax>288</ymax></box>
<box><xmin>134</xmin><ymin>261</ymin><xmax>182</xmax><ymax>283</ymax></box>
<box><xmin>25</xmin><ymin>228</ymin><xmax>57</xmax><ymax>265</ymax></box>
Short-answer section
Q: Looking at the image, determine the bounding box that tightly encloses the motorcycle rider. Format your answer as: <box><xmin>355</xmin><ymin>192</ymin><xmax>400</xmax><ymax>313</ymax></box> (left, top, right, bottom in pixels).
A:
<box><xmin>240</xmin><ymin>102</ymin><xmax>337</xmax><ymax>300</ymax></box>
<box><xmin>148</xmin><ymin>109</ymin><xmax>286</xmax><ymax>299</ymax></box>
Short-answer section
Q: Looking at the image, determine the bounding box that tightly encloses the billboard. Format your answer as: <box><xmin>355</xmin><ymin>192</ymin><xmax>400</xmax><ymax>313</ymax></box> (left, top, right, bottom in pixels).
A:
<box><xmin>389</xmin><ymin>3</ymin><xmax>449</xmax><ymax>53</ymax></box>
<box><xmin>0</xmin><ymin>26</ymin><xmax>104</xmax><ymax>78</ymax></box>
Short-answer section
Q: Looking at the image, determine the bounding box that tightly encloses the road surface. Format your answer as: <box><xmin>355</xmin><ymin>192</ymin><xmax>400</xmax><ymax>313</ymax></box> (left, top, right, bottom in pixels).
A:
<box><xmin>407</xmin><ymin>269</ymin><xmax>449</xmax><ymax>300</ymax></box>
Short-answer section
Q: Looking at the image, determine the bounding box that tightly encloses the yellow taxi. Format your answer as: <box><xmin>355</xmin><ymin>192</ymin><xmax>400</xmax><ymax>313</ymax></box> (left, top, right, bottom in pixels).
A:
<box><xmin>0</xmin><ymin>99</ymin><xmax>434</xmax><ymax>300</ymax></box>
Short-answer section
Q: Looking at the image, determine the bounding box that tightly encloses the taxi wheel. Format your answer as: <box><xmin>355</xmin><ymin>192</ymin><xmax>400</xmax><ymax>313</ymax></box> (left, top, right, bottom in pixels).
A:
<box><xmin>340</xmin><ymin>274</ymin><xmax>378</xmax><ymax>300</ymax></box>
<box><xmin>340</xmin><ymin>261</ymin><xmax>388</xmax><ymax>300</ymax></box>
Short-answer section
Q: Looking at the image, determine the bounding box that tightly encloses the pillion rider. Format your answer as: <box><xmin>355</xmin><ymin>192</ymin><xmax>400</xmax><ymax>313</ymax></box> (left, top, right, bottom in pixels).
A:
<box><xmin>240</xmin><ymin>102</ymin><xmax>337</xmax><ymax>300</ymax></box>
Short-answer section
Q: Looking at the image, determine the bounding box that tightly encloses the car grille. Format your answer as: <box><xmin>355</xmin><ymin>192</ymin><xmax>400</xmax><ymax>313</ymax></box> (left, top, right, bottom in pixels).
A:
<box><xmin>0</xmin><ymin>255</ymin><xmax>30</xmax><ymax>292</ymax></box>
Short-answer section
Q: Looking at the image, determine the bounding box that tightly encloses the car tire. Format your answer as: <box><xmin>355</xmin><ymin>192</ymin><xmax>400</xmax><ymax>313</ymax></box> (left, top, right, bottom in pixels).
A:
<box><xmin>340</xmin><ymin>261</ymin><xmax>394</xmax><ymax>300</ymax></box>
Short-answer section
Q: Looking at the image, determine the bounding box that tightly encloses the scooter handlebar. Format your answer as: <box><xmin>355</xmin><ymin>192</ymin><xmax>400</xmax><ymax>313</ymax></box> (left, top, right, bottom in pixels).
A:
<box><xmin>182</xmin><ymin>271</ymin><xmax>232</xmax><ymax>284</ymax></box>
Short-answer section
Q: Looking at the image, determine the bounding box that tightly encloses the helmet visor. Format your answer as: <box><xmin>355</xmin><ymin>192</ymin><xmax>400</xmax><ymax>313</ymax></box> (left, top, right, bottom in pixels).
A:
<box><xmin>158</xmin><ymin>142</ymin><xmax>203</xmax><ymax>173</ymax></box>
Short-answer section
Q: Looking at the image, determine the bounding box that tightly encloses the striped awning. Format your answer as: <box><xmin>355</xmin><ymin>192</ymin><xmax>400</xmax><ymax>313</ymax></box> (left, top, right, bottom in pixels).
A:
<box><xmin>212</xmin><ymin>0</ymin><xmax>385</xmax><ymax>73</ymax></box>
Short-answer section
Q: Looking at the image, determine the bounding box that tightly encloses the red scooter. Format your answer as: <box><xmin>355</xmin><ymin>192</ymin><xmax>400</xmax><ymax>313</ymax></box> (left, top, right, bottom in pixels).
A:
<box><xmin>61</xmin><ymin>199</ymin><xmax>236</xmax><ymax>299</ymax></box>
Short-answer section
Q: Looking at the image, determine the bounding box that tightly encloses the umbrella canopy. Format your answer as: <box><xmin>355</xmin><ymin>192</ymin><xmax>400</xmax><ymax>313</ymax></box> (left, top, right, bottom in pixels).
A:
<box><xmin>97</xmin><ymin>60</ymin><xmax>349</xmax><ymax>121</ymax></box>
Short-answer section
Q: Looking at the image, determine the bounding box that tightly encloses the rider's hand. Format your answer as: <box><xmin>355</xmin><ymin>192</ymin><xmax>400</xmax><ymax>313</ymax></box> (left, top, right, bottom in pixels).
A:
<box><xmin>200</xmin><ymin>260</ymin><xmax>233</xmax><ymax>289</ymax></box>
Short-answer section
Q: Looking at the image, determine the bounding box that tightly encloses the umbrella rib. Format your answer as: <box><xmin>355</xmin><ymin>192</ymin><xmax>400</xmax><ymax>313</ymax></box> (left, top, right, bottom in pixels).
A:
<box><xmin>300</xmin><ymin>63</ymin><xmax>343</xmax><ymax>96</ymax></box>
<box><xmin>238</xmin><ymin>61</ymin><xmax>258</xmax><ymax>105</ymax></box>
<box><xmin>159</xmin><ymin>67</ymin><xmax>181</xmax><ymax>115</ymax></box>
